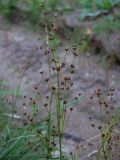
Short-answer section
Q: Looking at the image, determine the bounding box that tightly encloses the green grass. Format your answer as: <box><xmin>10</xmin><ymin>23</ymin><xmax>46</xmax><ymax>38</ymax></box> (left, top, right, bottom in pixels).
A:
<box><xmin>0</xmin><ymin>0</ymin><xmax>59</xmax><ymax>23</ymax></box>
<box><xmin>0</xmin><ymin>0</ymin><xmax>120</xmax><ymax>23</ymax></box>
<box><xmin>94</xmin><ymin>16</ymin><xmax>120</xmax><ymax>34</ymax></box>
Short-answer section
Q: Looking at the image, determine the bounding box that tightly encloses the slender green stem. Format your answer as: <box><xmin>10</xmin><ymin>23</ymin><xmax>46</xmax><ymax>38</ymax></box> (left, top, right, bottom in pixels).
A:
<box><xmin>56</xmin><ymin>71</ymin><xmax>62</xmax><ymax>160</ymax></box>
